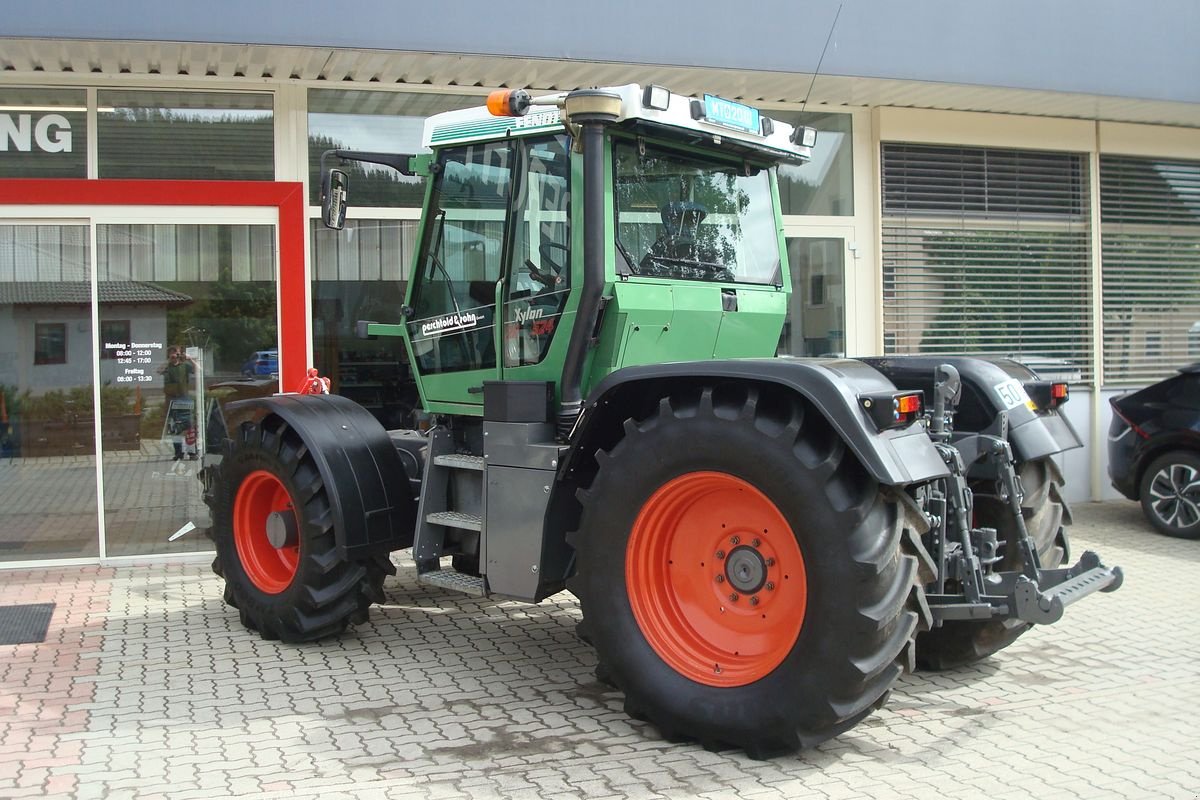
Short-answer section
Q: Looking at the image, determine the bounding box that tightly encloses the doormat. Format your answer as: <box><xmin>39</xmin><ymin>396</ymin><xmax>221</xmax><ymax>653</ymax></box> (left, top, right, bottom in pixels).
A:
<box><xmin>0</xmin><ymin>603</ymin><xmax>55</xmax><ymax>645</ymax></box>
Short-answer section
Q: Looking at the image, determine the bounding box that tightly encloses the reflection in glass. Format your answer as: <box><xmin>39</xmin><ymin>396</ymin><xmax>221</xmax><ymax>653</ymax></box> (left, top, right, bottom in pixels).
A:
<box><xmin>97</xmin><ymin>90</ymin><xmax>274</xmax><ymax>180</ymax></box>
<box><xmin>0</xmin><ymin>224</ymin><xmax>99</xmax><ymax>560</ymax></box>
<box><xmin>774</xmin><ymin>111</ymin><xmax>853</xmax><ymax>216</ymax></box>
<box><xmin>97</xmin><ymin>224</ymin><xmax>279</xmax><ymax>557</ymax></box>
<box><xmin>307</xmin><ymin>89</ymin><xmax>481</xmax><ymax>206</ymax></box>
<box><xmin>778</xmin><ymin>237</ymin><xmax>845</xmax><ymax>357</ymax></box>
<box><xmin>311</xmin><ymin>219</ymin><xmax>418</xmax><ymax>429</ymax></box>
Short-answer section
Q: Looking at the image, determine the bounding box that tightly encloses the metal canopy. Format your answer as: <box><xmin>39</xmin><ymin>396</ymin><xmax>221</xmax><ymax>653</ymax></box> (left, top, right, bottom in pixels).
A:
<box><xmin>1</xmin><ymin>38</ymin><xmax>1198</xmax><ymax>128</ymax></box>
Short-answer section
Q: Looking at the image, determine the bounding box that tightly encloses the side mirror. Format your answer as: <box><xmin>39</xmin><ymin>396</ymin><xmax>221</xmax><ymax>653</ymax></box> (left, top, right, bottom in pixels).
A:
<box><xmin>321</xmin><ymin>168</ymin><xmax>349</xmax><ymax>230</ymax></box>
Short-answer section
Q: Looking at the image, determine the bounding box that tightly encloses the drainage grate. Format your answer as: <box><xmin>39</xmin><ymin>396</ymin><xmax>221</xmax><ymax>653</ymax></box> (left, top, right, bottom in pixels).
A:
<box><xmin>0</xmin><ymin>603</ymin><xmax>55</xmax><ymax>645</ymax></box>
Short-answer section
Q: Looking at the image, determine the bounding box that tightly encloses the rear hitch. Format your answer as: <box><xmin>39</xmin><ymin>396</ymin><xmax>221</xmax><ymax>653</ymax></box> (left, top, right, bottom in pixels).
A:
<box><xmin>1013</xmin><ymin>551</ymin><xmax>1123</xmax><ymax>624</ymax></box>
<box><xmin>922</xmin><ymin>362</ymin><xmax>1123</xmax><ymax>629</ymax></box>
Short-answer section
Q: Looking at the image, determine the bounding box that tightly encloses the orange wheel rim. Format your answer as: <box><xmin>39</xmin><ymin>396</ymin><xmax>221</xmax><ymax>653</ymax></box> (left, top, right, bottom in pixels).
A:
<box><xmin>233</xmin><ymin>470</ymin><xmax>300</xmax><ymax>594</ymax></box>
<box><xmin>626</xmin><ymin>471</ymin><xmax>807</xmax><ymax>687</ymax></box>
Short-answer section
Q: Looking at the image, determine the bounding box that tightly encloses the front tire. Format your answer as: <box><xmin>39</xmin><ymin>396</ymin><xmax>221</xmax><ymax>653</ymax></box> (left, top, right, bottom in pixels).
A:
<box><xmin>916</xmin><ymin>456</ymin><xmax>1070</xmax><ymax>670</ymax></box>
<box><xmin>209</xmin><ymin>415</ymin><xmax>393</xmax><ymax>642</ymax></box>
<box><xmin>1139</xmin><ymin>451</ymin><xmax>1200</xmax><ymax>539</ymax></box>
<box><xmin>569</xmin><ymin>384</ymin><xmax>926</xmax><ymax>757</ymax></box>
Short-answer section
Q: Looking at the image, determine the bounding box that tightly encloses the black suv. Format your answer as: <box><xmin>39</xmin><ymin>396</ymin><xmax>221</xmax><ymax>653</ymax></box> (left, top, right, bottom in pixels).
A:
<box><xmin>1109</xmin><ymin>362</ymin><xmax>1200</xmax><ymax>539</ymax></box>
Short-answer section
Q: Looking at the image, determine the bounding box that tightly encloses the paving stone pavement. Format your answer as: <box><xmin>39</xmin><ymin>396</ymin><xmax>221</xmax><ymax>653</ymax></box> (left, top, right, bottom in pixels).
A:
<box><xmin>1</xmin><ymin>501</ymin><xmax>1197</xmax><ymax>800</ymax></box>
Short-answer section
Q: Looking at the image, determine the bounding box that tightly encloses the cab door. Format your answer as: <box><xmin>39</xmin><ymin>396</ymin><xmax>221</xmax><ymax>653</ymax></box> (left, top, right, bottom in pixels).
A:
<box><xmin>405</xmin><ymin>141</ymin><xmax>512</xmax><ymax>412</ymax></box>
<box><xmin>500</xmin><ymin>134</ymin><xmax>574</xmax><ymax>377</ymax></box>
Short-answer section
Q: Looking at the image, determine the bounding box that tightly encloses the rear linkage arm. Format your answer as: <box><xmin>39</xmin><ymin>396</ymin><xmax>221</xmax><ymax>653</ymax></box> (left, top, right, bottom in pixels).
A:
<box><xmin>921</xmin><ymin>365</ymin><xmax>1123</xmax><ymax>627</ymax></box>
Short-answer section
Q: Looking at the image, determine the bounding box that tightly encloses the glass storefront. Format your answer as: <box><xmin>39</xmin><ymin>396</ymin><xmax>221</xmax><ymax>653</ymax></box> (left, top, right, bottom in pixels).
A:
<box><xmin>0</xmin><ymin>217</ymin><xmax>280</xmax><ymax>562</ymax></box>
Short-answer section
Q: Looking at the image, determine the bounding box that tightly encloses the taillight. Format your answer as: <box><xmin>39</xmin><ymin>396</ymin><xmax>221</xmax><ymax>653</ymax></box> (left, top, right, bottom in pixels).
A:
<box><xmin>1026</xmin><ymin>381</ymin><xmax>1070</xmax><ymax>410</ymax></box>
<box><xmin>860</xmin><ymin>391</ymin><xmax>925</xmax><ymax>431</ymax></box>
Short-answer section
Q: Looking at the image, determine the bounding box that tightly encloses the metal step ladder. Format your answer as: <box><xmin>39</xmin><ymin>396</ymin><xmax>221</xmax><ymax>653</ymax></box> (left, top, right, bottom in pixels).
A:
<box><xmin>413</xmin><ymin>429</ymin><xmax>487</xmax><ymax>597</ymax></box>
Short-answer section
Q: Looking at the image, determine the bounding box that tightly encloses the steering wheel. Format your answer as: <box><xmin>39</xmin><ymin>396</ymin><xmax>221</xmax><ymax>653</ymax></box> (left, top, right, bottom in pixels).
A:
<box><xmin>525</xmin><ymin>241</ymin><xmax>569</xmax><ymax>291</ymax></box>
<box><xmin>539</xmin><ymin>241</ymin><xmax>570</xmax><ymax>274</ymax></box>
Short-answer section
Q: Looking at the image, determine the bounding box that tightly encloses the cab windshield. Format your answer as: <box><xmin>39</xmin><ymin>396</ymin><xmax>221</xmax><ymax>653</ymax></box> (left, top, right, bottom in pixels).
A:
<box><xmin>614</xmin><ymin>140</ymin><xmax>781</xmax><ymax>284</ymax></box>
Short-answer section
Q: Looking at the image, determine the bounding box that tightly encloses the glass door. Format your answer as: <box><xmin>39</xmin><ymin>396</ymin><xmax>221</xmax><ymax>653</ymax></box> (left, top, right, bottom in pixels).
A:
<box><xmin>778</xmin><ymin>227</ymin><xmax>854</xmax><ymax>358</ymax></box>
<box><xmin>0</xmin><ymin>207</ymin><xmax>282</xmax><ymax>564</ymax></box>
<box><xmin>0</xmin><ymin>219</ymin><xmax>100</xmax><ymax>562</ymax></box>
<box><xmin>95</xmin><ymin>216</ymin><xmax>279</xmax><ymax>557</ymax></box>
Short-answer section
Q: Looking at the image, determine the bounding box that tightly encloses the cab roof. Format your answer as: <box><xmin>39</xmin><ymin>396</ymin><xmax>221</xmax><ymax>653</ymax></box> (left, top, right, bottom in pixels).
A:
<box><xmin>423</xmin><ymin>84</ymin><xmax>814</xmax><ymax>165</ymax></box>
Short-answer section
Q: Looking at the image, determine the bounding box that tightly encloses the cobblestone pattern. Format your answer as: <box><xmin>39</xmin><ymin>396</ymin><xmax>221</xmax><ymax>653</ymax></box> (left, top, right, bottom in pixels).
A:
<box><xmin>0</xmin><ymin>565</ymin><xmax>114</xmax><ymax>797</ymax></box>
<box><xmin>1</xmin><ymin>502</ymin><xmax>1198</xmax><ymax>799</ymax></box>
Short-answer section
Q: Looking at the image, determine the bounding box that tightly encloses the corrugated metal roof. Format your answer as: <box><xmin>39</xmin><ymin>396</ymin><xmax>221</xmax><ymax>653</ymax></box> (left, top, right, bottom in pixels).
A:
<box><xmin>1</xmin><ymin>38</ymin><xmax>1198</xmax><ymax>128</ymax></box>
<box><xmin>0</xmin><ymin>281</ymin><xmax>193</xmax><ymax>306</ymax></box>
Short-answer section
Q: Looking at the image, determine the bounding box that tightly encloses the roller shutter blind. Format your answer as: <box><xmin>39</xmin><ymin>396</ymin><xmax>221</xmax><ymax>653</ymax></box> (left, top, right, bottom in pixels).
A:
<box><xmin>1100</xmin><ymin>155</ymin><xmax>1200</xmax><ymax>384</ymax></box>
<box><xmin>881</xmin><ymin>143</ymin><xmax>1093</xmax><ymax>381</ymax></box>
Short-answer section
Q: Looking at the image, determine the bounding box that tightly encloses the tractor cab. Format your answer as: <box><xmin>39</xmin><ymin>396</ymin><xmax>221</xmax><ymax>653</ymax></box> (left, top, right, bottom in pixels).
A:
<box><xmin>321</xmin><ymin>85</ymin><xmax>817</xmax><ymax>425</ymax></box>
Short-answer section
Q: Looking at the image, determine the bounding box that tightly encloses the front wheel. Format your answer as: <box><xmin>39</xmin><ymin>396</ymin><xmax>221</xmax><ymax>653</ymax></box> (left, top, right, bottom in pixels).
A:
<box><xmin>569</xmin><ymin>385</ymin><xmax>926</xmax><ymax>757</ymax></box>
<box><xmin>209</xmin><ymin>415</ymin><xmax>393</xmax><ymax>642</ymax></box>
<box><xmin>1139</xmin><ymin>451</ymin><xmax>1200</xmax><ymax>539</ymax></box>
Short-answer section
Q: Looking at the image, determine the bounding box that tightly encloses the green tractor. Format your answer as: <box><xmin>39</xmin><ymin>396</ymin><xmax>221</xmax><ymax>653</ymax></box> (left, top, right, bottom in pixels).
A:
<box><xmin>204</xmin><ymin>84</ymin><xmax>1121</xmax><ymax>757</ymax></box>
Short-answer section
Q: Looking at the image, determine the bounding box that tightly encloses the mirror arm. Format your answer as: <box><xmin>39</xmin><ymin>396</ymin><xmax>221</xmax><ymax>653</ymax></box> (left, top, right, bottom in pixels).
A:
<box><xmin>321</xmin><ymin>149</ymin><xmax>421</xmax><ymax>176</ymax></box>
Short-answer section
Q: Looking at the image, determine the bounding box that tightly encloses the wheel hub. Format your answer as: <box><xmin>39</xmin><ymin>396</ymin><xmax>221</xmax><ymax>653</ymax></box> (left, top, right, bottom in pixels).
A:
<box><xmin>233</xmin><ymin>470</ymin><xmax>300</xmax><ymax>594</ymax></box>
<box><xmin>724</xmin><ymin>545</ymin><xmax>767</xmax><ymax>594</ymax></box>
<box><xmin>625</xmin><ymin>471</ymin><xmax>807</xmax><ymax>688</ymax></box>
<box><xmin>266</xmin><ymin>510</ymin><xmax>299</xmax><ymax>549</ymax></box>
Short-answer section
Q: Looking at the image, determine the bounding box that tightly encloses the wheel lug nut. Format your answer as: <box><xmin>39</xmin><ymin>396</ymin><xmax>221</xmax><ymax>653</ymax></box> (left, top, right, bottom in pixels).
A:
<box><xmin>730</xmin><ymin>535</ymin><xmax>740</xmax><ymax>545</ymax></box>
<box><xmin>750</xmin><ymin>596</ymin><xmax>760</xmax><ymax>606</ymax></box>
<box><xmin>752</xmin><ymin>538</ymin><xmax>761</xmax><ymax>548</ymax></box>
<box><xmin>729</xmin><ymin>593</ymin><xmax>739</xmax><ymax>602</ymax></box>
<box><xmin>766</xmin><ymin>558</ymin><xmax>776</xmax><ymax>567</ymax></box>
<box><xmin>715</xmin><ymin>550</ymin><xmax>726</xmax><ymax>560</ymax></box>
<box><xmin>715</xmin><ymin>575</ymin><xmax>725</xmax><ymax>583</ymax></box>
<box><xmin>765</xmin><ymin>582</ymin><xmax>775</xmax><ymax>591</ymax></box>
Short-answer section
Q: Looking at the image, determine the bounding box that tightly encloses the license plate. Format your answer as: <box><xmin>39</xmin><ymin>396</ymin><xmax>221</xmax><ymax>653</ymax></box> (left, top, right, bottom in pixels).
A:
<box><xmin>703</xmin><ymin>94</ymin><xmax>760</xmax><ymax>134</ymax></box>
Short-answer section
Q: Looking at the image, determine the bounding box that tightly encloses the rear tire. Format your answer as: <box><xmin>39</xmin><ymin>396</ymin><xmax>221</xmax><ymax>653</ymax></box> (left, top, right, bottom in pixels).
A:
<box><xmin>209</xmin><ymin>415</ymin><xmax>393</xmax><ymax>643</ymax></box>
<box><xmin>916</xmin><ymin>456</ymin><xmax>1070</xmax><ymax>670</ymax></box>
<box><xmin>1139</xmin><ymin>451</ymin><xmax>1200</xmax><ymax>539</ymax></box>
<box><xmin>569</xmin><ymin>385</ymin><xmax>926</xmax><ymax>757</ymax></box>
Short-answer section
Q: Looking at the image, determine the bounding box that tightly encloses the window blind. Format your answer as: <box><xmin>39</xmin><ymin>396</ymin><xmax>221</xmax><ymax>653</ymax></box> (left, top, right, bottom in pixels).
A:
<box><xmin>882</xmin><ymin>143</ymin><xmax>1093</xmax><ymax>380</ymax></box>
<box><xmin>1100</xmin><ymin>155</ymin><xmax>1200</xmax><ymax>384</ymax></box>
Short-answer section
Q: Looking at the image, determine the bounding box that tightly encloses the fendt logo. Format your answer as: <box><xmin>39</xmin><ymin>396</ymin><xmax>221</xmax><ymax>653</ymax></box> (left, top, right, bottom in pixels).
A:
<box><xmin>0</xmin><ymin>113</ymin><xmax>73</xmax><ymax>153</ymax></box>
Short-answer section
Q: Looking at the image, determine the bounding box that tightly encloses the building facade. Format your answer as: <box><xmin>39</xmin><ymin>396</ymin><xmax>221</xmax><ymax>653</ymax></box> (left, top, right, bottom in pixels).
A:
<box><xmin>1</xmin><ymin>0</ymin><xmax>1198</xmax><ymax>566</ymax></box>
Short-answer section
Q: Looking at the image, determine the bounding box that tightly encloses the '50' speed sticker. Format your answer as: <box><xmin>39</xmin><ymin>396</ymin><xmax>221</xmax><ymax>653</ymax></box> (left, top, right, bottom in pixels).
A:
<box><xmin>994</xmin><ymin>378</ymin><xmax>1033</xmax><ymax>411</ymax></box>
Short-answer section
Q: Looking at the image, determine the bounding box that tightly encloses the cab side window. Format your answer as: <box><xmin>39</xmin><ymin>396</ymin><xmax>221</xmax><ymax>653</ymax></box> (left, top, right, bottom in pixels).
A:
<box><xmin>503</xmin><ymin>135</ymin><xmax>572</xmax><ymax>368</ymax></box>
<box><xmin>407</xmin><ymin>141</ymin><xmax>512</xmax><ymax>374</ymax></box>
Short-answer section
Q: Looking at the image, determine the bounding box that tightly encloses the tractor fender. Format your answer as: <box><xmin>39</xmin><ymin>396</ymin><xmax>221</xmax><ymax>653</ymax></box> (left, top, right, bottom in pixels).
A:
<box><xmin>218</xmin><ymin>394</ymin><xmax>416</xmax><ymax>558</ymax></box>
<box><xmin>563</xmin><ymin>358</ymin><xmax>950</xmax><ymax>488</ymax></box>
<box><xmin>859</xmin><ymin>356</ymin><xmax>1083</xmax><ymax>462</ymax></box>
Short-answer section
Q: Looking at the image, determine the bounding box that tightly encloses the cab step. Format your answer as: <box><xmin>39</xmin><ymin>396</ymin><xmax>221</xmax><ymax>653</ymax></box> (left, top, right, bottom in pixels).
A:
<box><xmin>417</xmin><ymin>570</ymin><xmax>486</xmax><ymax>597</ymax></box>
<box><xmin>433</xmin><ymin>454</ymin><xmax>485</xmax><ymax>471</ymax></box>
<box><xmin>425</xmin><ymin>511</ymin><xmax>482</xmax><ymax>531</ymax></box>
